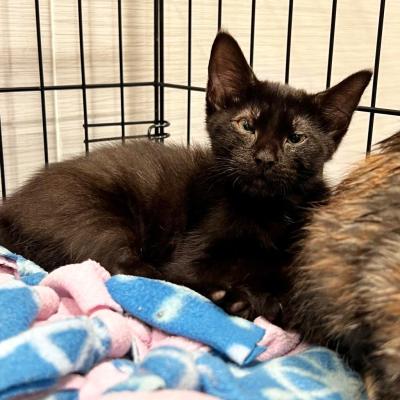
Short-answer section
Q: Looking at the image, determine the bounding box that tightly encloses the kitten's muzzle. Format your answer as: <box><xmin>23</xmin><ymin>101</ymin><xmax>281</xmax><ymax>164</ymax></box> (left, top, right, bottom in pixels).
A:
<box><xmin>254</xmin><ymin>150</ymin><xmax>276</xmax><ymax>170</ymax></box>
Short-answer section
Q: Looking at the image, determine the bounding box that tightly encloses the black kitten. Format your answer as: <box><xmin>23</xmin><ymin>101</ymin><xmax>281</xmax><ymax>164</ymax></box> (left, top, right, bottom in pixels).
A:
<box><xmin>0</xmin><ymin>32</ymin><xmax>371</xmax><ymax>320</ymax></box>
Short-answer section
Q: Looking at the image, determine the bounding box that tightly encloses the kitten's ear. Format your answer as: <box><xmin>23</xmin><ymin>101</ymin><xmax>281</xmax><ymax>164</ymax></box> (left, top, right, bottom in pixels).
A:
<box><xmin>207</xmin><ymin>31</ymin><xmax>257</xmax><ymax>114</ymax></box>
<box><xmin>316</xmin><ymin>69</ymin><xmax>372</xmax><ymax>146</ymax></box>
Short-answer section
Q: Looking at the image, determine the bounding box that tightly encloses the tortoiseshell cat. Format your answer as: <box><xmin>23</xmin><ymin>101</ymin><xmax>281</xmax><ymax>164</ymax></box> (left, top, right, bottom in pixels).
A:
<box><xmin>285</xmin><ymin>130</ymin><xmax>400</xmax><ymax>400</ymax></box>
<box><xmin>0</xmin><ymin>32</ymin><xmax>371</xmax><ymax>320</ymax></box>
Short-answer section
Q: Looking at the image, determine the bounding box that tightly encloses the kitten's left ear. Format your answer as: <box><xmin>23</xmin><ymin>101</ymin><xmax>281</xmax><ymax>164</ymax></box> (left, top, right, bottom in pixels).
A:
<box><xmin>316</xmin><ymin>69</ymin><xmax>372</xmax><ymax>146</ymax></box>
<box><xmin>207</xmin><ymin>31</ymin><xmax>257</xmax><ymax>114</ymax></box>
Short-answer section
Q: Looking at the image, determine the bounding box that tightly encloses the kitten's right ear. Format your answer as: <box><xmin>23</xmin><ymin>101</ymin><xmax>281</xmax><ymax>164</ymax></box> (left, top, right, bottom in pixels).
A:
<box><xmin>207</xmin><ymin>31</ymin><xmax>257</xmax><ymax>114</ymax></box>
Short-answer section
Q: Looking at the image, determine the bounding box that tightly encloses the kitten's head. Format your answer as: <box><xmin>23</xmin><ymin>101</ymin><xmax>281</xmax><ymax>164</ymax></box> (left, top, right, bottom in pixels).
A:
<box><xmin>206</xmin><ymin>32</ymin><xmax>372</xmax><ymax>197</ymax></box>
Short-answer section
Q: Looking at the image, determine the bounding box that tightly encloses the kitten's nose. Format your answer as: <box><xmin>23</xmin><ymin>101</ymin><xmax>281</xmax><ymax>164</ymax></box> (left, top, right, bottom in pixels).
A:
<box><xmin>255</xmin><ymin>151</ymin><xmax>275</xmax><ymax>169</ymax></box>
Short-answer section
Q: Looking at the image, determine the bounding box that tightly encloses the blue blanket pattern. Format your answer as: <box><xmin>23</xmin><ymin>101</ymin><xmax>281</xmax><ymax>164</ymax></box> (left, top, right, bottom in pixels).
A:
<box><xmin>0</xmin><ymin>247</ymin><xmax>366</xmax><ymax>399</ymax></box>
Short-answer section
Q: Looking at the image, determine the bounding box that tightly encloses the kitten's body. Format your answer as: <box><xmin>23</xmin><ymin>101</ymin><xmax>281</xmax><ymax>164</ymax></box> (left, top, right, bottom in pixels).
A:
<box><xmin>0</xmin><ymin>142</ymin><xmax>211</xmax><ymax>275</ymax></box>
<box><xmin>0</xmin><ymin>32</ymin><xmax>371</xmax><ymax>319</ymax></box>
<box><xmin>286</xmin><ymin>131</ymin><xmax>400</xmax><ymax>399</ymax></box>
<box><xmin>0</xmin><ymin>140</ymin><xmax>321</xmax><ymax>319</ymax></box>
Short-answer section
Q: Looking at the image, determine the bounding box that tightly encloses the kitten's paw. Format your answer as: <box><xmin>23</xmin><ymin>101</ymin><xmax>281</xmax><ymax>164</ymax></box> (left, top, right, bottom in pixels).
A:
<box><xmin>218</xmin><ymin>291</ymin><xmax>255</xmax><ymax>320</ymax></box>
<box><xmin>207</xmin><ymin>288</ymin><xmax>243</xmax><ymax>312</ymax></box>
<box><xmin>229</xmin><ymin>300</ymin><xmax>248</xmax><ymax>314</ymax></box>
<box><xmin>209</xmin><ymin>289</ymin><xmax>227</xmax><ymax>302</ymax></box>
<box><xmin>207</xmin><ymin>287</ymin><xmax>277</xmax><ymax>321</ymax></box>
<box><xmin>208</xmin><ymin>288</ymin><xmax>251</xmax><ymax>318</ymax></box>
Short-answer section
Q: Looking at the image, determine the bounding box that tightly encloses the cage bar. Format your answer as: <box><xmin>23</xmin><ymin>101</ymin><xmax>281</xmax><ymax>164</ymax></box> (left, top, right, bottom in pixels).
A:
<box><xmin>77</xmin><ymin>0</ymin><xmax>90</xmax><ymax>153</ymax></box>
<box><xmin>86</xmin><ymin>133</ymin><xmax>163</xmax><ymax>144</ymax></box>
<box><xmin>0</xmin><ymin>82</ymin><xmax>154</xmax><ymax>93</ymax></box>
<box><xmin>218</xmin><ymin>0</ymin><xmax>222</xmax><ymax>31</ymax></box>
<box><xmin>163</xmin><ymin>83</ymin><xmax>205</xmax><ymax>92</ymax></box>
<box><xmin>34</xmin><ymin>0</ymin><xmax>49</xmax><ymax>165</ymax></box>
<box><xmin>366</xmin><ymin>0</ymin><xmax>386</xmax><ymax>154</ymax></box>
<box><xmin>326</xmin><ymin>0</ymin><xmax>337</xmax><ymax>88</ymax></box>
<box><xmin>0</xmin><ymin>118</ymin><xmax>6</xmax><ymax>198</ymax></box>
<box><xmin>154</xmin><ymin>0</ymin><xmax>160</xmax><ymax>137</ymax></box>
<box><xmin>357</xmin><ymin>105</ymin><xmax>399</xmax><ymax>117</ymax></box>
<box><xmin>159</xmin><ymin>0</ymin><xmax>165</xmax><ymax>141</ymax></box>
<box><xmin>118</xmin><ymin>0</ymin><xmax>126</xmax><ymax>141</ymax></box>
<box><xmin>187</xmin><ymin>0</ymin><xmax>192</xmax><ymax>146</ymax></box>
<box><xmin>86</xmin><ymin>120</ymin><xmax>155</xmax><ymax>128</ymax></box>
<box><xmin>285</xmin><ymin>0</ymin><xmax>294</xmax><ymax>84</ymax></box>
<box><xmin>249</xmin><ymin>0</ymin><xmax>256</xmax><ymax>67</ymax></box>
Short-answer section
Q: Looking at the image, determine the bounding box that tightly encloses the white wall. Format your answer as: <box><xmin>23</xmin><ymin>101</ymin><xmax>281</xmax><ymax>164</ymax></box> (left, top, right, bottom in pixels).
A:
<box><xmin>1</xmin><ymin>0</ymin><xmax>399</xmax><ymax>193</ymax></box>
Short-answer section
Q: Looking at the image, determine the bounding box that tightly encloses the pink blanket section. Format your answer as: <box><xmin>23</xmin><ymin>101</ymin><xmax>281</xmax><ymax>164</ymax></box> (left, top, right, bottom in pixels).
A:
<box><xmin>0</xmin><ymin>257</ymin><xmax>304</xmax><ymax>399</ymax></box>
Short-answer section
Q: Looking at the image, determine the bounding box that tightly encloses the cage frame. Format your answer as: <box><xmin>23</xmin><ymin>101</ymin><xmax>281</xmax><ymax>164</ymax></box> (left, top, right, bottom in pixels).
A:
<box><xmin>0</xmin><ymin>0</ymin><xmax>398</xmax><ymax>199</ymax></box>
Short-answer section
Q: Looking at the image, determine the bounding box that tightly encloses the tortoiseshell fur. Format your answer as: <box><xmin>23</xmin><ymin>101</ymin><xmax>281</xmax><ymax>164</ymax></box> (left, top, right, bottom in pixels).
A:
<box><xmin>286</xmin><ymin>131</ymin><xmax>400</xmax><ymax>399</ymax></box>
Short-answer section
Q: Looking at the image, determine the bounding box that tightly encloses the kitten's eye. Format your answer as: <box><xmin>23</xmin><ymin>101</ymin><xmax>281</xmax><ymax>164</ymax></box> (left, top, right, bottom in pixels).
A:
<box><xmin>237</xmin><ymin>118</ymin><xmax>255</xmax><ymax>134</ymax></box>
<box><xmin>287</xmin><ymin>133</ymin><xmax>305</xmax><ymax>144</ymax></box>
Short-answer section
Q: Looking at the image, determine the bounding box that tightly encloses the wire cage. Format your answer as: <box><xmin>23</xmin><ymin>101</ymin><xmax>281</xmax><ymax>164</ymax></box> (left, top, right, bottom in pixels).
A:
<box><xmin>0</xmin><ymin>0</ymin><xmax>399</xmax><ymax>199</ymax></box>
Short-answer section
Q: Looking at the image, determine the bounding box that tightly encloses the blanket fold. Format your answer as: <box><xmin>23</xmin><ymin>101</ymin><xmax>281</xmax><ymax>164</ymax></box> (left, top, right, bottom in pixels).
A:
<box><xmin>0</xmin><ymin>247</ymin><xmax>366</xmax><ymax>400</ymax></box>
<box><xmin>106</xmin><ymin>275</ymin><xmax>265</xmax><ymax>365</ymax></box>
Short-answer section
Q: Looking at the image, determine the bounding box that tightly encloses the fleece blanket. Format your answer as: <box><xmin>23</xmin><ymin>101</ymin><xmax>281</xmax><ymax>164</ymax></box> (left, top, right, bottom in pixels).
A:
<box><xmin>0</xmin><ymin>246</ymin><xmax>366</xmax><ymax>400</ymax></box>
